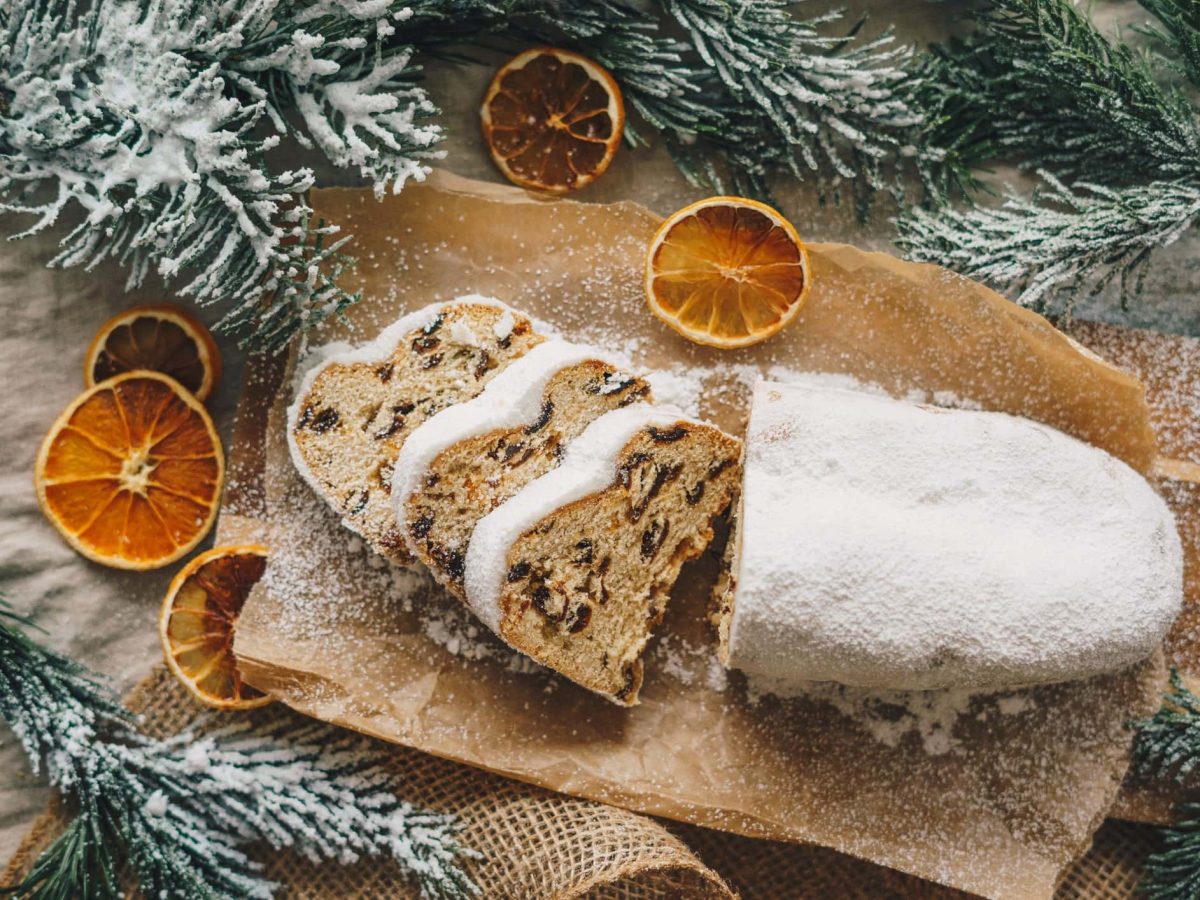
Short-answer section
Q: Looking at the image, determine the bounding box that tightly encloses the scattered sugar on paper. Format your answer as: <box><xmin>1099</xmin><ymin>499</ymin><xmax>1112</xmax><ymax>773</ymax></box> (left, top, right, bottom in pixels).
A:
<box><xmin>746</xmin><ymin>674</ymin><xmax>1038</xmax><ymax>756</ymax></box>
<box><xmin>264</xmin><ymin>464</ymin><xmax>543</xmax><ymax>690</ymax></box>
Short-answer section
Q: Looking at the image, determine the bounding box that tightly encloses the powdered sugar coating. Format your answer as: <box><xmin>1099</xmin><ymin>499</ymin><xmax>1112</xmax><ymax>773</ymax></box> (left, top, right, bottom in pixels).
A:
<box><xmin>284</xmin><ymin>295</ymin><xmax>517</xmax><ymax>520</ymax></box>
<box><xmin>724</xmin><ymin>379</ymin><xmax>1184</xmax><ymax>691</ymax></box>
<box><xmin>390</xmin><ymin>339</ymin><xmax>637</xmax><ymax>548</ymax></box>
<box><xmin>465</xmin><ymin>404</ymin><xmax>695</xmax><ymax>633</ymax></box>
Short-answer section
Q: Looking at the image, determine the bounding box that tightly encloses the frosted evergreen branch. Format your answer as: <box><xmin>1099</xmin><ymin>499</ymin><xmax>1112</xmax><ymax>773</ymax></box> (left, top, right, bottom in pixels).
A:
<box><xmin>1132</xmin><ymin>668</ymin><xmax>1200</xmax><ymax>786</ymax></box>
<box><xmin>0</xmin><ymin>597</ymin><xmax>478</xmax><ymax>899</ymax></box>
<box><xmin>0</xmin><ymin>0</ymin><xmax>443</xmax><ymax>350</ymax></box>
<box><xmin>1143</xmin><ymin>802</ymin><xmax>1200</xmax><ymax>900</ymax></box>
<box><xmin>895</xmin><ymin>174</ymin><xmax>1200</xmax><ymax>313</ymax></box>
<box><xmin>914</xmin><ymin>0</ymin><xmax>1200</xmax><ymax>186</ymax></box>
<box><xmin>1131</xmin><ymin>671</ymin><xmax>1200</xmax><ymax>898</ymax></box>
<box><xmin>225</xmin><ymin>3</ymin><xmax>444</xmax><ymax>196</ymax></box>
<box><xmin>656</xmin><ymin>0</ymin><xmax>935</xmax><ymax>201</ymax></box>
<box><xmin>901</xmin><ymin>0</ymin><xmax>1200</xmax><ymax>311</ymax></box>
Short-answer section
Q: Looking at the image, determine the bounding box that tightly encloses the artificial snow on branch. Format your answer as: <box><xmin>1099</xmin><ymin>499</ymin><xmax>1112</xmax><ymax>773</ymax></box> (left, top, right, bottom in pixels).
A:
<box><xmin>0</xmin><ymin>0</ymin><xmax>440</xmax><ymax>351</ymax></box>
<box><xmin>897</xmin><ymin>174</ymin><xmax>1200</xmax><ymax>313</ymax></box>
<box><xmin>1132</xmin><ymin>670</ymin><xmax>1200</xmax><ymax>899</ymax></box>
<box><xmin>0</xmin><ymin>598</ymin><xmax>477</xmax><ymax>899</ymax></box>
<box><xmin>658</xmin><ymin>0</ymin><xmax>933</xmax><ymax>202</ymax></box>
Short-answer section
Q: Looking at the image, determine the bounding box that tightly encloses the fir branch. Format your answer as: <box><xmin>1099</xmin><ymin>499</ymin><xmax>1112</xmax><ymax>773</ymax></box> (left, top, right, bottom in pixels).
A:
<box><xmin>1143</xmin><ymin>801</ymin><xmax>1200</xmax><ymax>900</ymax></box>
<box><xmin>656</xmin><ymin>0</ymin><xmax>935</xmax><ymax>202</ymax></box>
<box><xmin>1</xmin><ymin>0</ymin><xmax>950</xmax><ymax>348</ymax></box>
<box><xmin>0</xmin><ymin>597</ymin><xmax>477</xmax><ymax>899</ymax></box>
<box><xmin>1137</xmin><ymin>0</ymin><xmax>1200</xmax><ymax>89</ymax></box>
<box><xmin>1133</xmin><ymin>668</ymin><xmax>1200</xmax><ymax>785</ymax></box>
<box><xmin>914</xmin><ymin>0</ymin><xmax>1200</xmax><ymax>184</ymax></box>
<box><xmin>896</xmin><ymin>174</ymin><xmax>1200</xmax><ymax>312</ymax></box>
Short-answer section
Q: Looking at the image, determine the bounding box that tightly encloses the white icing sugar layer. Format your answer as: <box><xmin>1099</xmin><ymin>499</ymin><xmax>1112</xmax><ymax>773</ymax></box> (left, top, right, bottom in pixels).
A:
<box><xmin>465</xmin><ymin>404</ymin><xmax>694</xmax><ymax>633</ymax></box>
<box><xmin>285</xmin><ymin>295</ymin><xmax>517</xmax><ymax>511</ymax></box>
<box><xmin>390</xmin><ymin>339</ymin><xmax>637</xmax><ymax>549</ymax></box>
<box><xmin>725</xmin><ymin>379</ymin><xmax>1184</xmax><ymax>691</ymax></box>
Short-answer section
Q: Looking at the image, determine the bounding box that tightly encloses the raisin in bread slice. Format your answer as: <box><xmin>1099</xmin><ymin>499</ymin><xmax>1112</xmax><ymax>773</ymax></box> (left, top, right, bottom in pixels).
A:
<box><xmin>464</xmin><ymin>404</ymin><xmax>741</xmax><ymax>705</ymax></box>
<box><xmin>392</xmin><ymin>341</ymin><xmax>652</xmax><ymax>595</ymax></box>
<box><xmin>287</xmin><ymin>297</ymin><xmax>542</xmax><ymax>561</ymax></box>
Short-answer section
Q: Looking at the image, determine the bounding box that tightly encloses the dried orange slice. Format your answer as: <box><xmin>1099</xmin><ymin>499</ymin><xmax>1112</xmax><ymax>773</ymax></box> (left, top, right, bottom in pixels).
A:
<box><xmin>35</xmin><ymin>372</ymin><xmax>224</xmax><ymax>570</ymax></box>
<box><xmin>645</xmin><ymin>197</ymin><xmax>812</xmax><ymax>349</ymax></box>
<box><xmin>159</xmin><ymin>545</ymin><xmax>272</xmax><ymax>709</ymax></box>
<box><xmin>481</xmin><ymin>47</ymin><xmax>624</xmax><ymax>193</ymax></box>
<box><xmin>84</xmin><ymin>304</ymin><xmax>221</xmax><ymax>402</ymax></box>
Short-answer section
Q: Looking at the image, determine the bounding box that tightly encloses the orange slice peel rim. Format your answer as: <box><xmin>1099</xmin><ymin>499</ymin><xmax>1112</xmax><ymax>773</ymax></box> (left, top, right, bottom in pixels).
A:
<box><xmin>84</xmin><ymin>304</ymin><xmax>222</xmax><ymax>403</ymax></box>
<box><xmin>481</xmin><ymin>46</ymin><xmax>625</xmax><ymax>194</ymax></box>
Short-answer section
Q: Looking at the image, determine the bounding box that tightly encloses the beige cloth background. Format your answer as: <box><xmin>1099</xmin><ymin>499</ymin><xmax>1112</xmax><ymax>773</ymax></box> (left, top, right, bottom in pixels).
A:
<box><xmin>2</xmin><ymin>0</ymin><xmax>1199</xmax><ymax>874</ymax></box>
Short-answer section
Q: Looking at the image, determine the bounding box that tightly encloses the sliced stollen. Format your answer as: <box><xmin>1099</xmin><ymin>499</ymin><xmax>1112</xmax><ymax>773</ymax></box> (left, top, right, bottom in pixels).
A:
<box><xmin>465</xmin><ymin>404</ymin><xmax>742</xmax><ymax>705</ymax></box>
<box><xmin>287</xmin><ymin>297</ymin><xmax>542</xmax><ymax>562</ymax></box>
<box><xmin>392</xmin><ymin>340</ymin><xmax>652</xmax><ymax>594</ymax></box>
<box><xmin>714</xmin><ymin>379</ymin><xmax>1184</xmax><ymax>692</ymax></box>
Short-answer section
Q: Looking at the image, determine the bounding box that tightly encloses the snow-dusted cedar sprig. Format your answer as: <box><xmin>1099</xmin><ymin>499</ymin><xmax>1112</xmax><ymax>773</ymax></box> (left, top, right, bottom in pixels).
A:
<box><xmin>896</xmin><ymin>174</ymin><xmax>1200</xmax><ymax>313</ymax></box>
<box><xmin>896</xmin><ymin>0</ymin><xmax>1200</xmax><ymax>311</ymax></box>
<box><xmin>911</xmin><ymin>0</ymin><xmax>1200</xmax><ymax>185</ymax></box>
<box><xmin>0</xmin><ymin>598</ymin><xmax>477</xmax><ymax>899</ymax></box>
<box><xmin>1131</xmin><ymin>670</ymin><xmax>1200</xmax><ymax>898</ymax></box>
<box><xmin>1132</xmin><ymin>669</ymin><xmax>1200</xmax><ymax>786</ymax></box>
<box><xmin>0</xmin><ymin>0</ymin><xmax>441</xmax><ymax>351</ymax></box>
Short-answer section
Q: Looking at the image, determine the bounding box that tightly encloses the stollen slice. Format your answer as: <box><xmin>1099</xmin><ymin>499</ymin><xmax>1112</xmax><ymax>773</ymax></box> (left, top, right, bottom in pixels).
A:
<box><xmin>393</xmin><ymin>340</ymin><xmax>652</xmax><ymax>595</ymax></box>
<box><xmin>465</xmin><ymin>404</ymin><xmax>742</xmax><ymax>705</ymax></box>
<box><xmin>287</xmin><ymin>297</ymin><xmax>542</xmax><ymax>562</ymax></box>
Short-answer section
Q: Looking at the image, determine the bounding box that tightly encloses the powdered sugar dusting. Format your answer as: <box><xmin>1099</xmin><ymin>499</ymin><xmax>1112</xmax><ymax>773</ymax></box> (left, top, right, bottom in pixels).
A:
<box><xmin>725</xmin><ymin>379</ymin><xmax>1184</xmax><ymax>690</ymax></box>
<box><xmin>746</xmin><ymin>675</ymin><xmax>1039</xmax><ymax>756</ymax></box>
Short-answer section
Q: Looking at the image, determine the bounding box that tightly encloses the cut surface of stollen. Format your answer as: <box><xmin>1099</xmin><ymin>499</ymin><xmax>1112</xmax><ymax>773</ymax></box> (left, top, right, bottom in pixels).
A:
<box><xmin>465</xmin><ymin>403</ymin><xmax>741</xmax><ymax>705</ymax></box>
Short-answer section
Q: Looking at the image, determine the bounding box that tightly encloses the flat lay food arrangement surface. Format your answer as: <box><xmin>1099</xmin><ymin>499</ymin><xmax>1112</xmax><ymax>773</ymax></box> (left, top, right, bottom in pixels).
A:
<box><xmin>5</xmin><ymin>1</ymin><xmax>1200</xmax><ymax>898</ymax></box>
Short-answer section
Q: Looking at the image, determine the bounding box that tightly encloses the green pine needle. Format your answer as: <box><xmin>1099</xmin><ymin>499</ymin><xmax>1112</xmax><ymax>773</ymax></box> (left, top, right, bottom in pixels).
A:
<box><xmin>1</xmin><ymin>0</ymin><xmax>948</xmax><ymax>351</ymax></box>
<box><xmin>898</xmin><ymin>0</ymin><xmax>1200</xmax><ymax>314</ymax></box>
<box><xmin>1136</xmin><ymin>0</ymin><xmax>1200</xmax><ymax>89</ymax></box>
<box><xmin>1131</xmin><ymin>670</ymin><xmax>1200</xmax><ymax>899</ymax></box>
<box><xmin>1144</xmin><ymin>801</ymin><xmax>1200</xmax><ymax>900</ymax></box>
<box><xmin>1133</xmin><ymin>669</ymin><xmax>1200</xmax><ymax>785</ymax></box>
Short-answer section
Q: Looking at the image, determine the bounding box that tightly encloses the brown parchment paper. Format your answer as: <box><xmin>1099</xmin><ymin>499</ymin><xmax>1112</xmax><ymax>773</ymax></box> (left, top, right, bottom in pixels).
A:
<box><xmin>233</xmin><ymin>171</ymin><xmax>1171</xmax><ymax>900</ymax></box>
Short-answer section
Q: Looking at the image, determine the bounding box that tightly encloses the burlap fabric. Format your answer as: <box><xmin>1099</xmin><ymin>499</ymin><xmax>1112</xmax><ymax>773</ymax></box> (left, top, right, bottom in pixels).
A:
<box><xmin>0</xmin><ymin>665</ymin><xmax>1167</xmax><ymax>898</ymax></box>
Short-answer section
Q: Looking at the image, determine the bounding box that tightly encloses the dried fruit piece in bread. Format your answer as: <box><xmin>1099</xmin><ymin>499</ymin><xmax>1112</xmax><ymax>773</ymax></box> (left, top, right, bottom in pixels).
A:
<box><xmin>393</xmin><ymin>340</ymin><xmax>652</xmax><ymax>594</ymax></box>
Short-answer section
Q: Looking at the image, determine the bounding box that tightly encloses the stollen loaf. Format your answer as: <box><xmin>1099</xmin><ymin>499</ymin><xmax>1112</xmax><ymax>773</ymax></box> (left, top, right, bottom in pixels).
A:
<box><xmin>714</xmin><ymin>380</ymin><xmax>1184</xmax><ymax>691</ymax></box>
